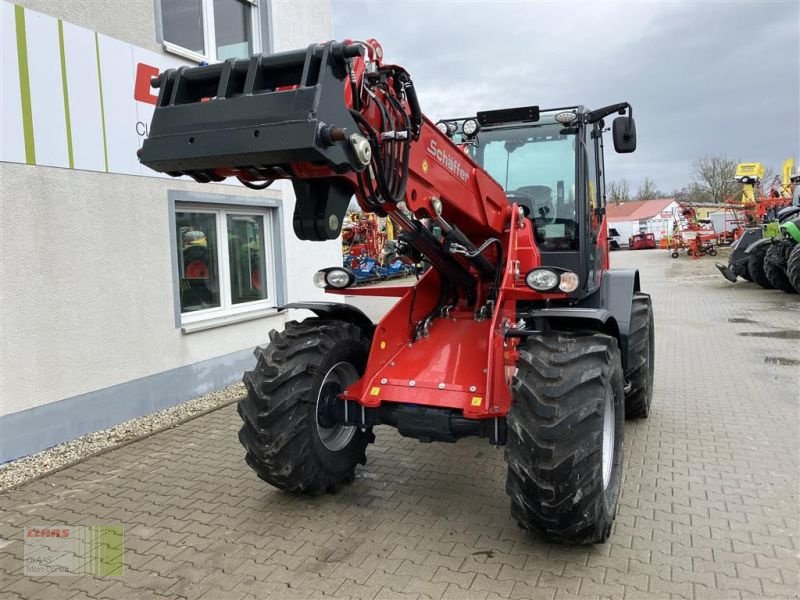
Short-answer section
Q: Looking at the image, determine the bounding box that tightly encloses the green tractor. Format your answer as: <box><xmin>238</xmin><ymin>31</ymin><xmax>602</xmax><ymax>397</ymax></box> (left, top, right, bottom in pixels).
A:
<box><xmin>759</xmin><ymin>172</ymin><xmax>800</xmax><ymax>294</ymax></box>
<box><xmin>764</xmin><ymin>209</ymin><xmax>800</xmax><ymax>293</ymax></box>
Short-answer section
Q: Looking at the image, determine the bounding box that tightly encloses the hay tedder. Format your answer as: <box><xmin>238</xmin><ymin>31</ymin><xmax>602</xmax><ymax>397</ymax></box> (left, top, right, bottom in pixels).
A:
<box><xmin>138</xmin><ymin>39</ymin><xmax>654</xmax><ymax>543</ymax></box>
<box><xmin>669</xmin><ymin>205</ymin><xmax>718</xmax><ymax>259</ymax></box>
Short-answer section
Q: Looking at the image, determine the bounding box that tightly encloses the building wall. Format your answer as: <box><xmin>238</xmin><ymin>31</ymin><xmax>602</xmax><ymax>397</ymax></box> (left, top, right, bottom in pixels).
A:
<box><xmin>13</xmin><ymin>0</ymin><xmax>161</xmax><ymax>52</ymax></box>
<box><xmin>0</xmin><ymin>0</ymin><xmax>339</xmax><ymax>461</ymax></box>
<box><xmin>609</xmin><ymin>220</ymin><xmax>637</xmax><ymax>245</ymax></box>
<box><xmin>270</xmin><ymin>0</ymin><xmax>332</xmax><ymax>52</ymax></box>
<box><xmin>611</xmin><ymin>219</ymin><xmax>672</xmax><ymax>245</ymax></box>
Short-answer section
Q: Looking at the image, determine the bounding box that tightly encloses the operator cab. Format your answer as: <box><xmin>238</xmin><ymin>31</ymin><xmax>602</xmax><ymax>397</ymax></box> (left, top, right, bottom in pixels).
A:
<box><xmin>473</xmin><ymin>110</ymin><xmax>581</xmax><ymax>253</ymax></box>
<box><xmin>439</xmin><ymin>104</ymin><xmax>636</xmax><ymax>297</ymax></box>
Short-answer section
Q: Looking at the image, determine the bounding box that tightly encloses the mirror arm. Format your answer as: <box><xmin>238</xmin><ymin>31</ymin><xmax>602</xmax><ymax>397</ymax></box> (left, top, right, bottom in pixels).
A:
<box><xmin>586</xmin><ymin>102</ymin><xmax>631</xmax><ymax>125</ymax></box>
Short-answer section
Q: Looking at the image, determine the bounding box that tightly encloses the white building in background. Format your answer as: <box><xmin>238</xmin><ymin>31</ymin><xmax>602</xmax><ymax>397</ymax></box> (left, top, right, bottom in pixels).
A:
<box><xmin>606</xmin><ymin>198</ymin><xmax>680</xmax><ymax>245</ymax></box>
<box><xmin>0</xmin><ymin>0</ymin><xmax>340</xmax><ymax>462</ymax></box>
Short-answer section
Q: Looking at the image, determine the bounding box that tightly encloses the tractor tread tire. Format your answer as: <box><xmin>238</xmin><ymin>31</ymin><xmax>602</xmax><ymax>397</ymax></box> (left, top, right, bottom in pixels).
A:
<box><xmin>763</xmin><ymin>244</ymin><xmax>797</xmax><ymax>294</ymax></box>
<box><xmin>505</xmin><ymin>332</ymin><xmax>624</xmax><ymax>544</ymax></box>
<box><xmin>624</xmin><ymin>293</ymin><xmax>654</xmax><ymax>419</ymax></box>
<box><xmin>747</xmin><ymin>245</ymin><xmax>774</xmax><ymax>289</ymax></box>
<box><xmin>238</xmin><ymin>318</ymin><xmax>374</xmax><ymax>495</ymax></box>
<box><xmin>787</xmin><ymin>245</ymin><xmax>800</xmax><ymax>293</ymax></box>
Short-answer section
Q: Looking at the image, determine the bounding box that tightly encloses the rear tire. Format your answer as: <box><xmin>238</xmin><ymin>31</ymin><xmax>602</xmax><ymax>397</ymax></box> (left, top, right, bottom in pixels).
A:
<box><xmin>238</xmin><ymin>318</ymin><xmax>374</xmax><ymax>494</ymax></box>
<box><xmin>787</xmin><ymin>245</ymin><xmax>800</xmax><ymax>293</ymax></box>
<box><xmin>624</xmin><ymin>293</ymin><xmax>654</xmax><ymax>419</ymax></box>
<box><xmin>763</xmin><ymin>244</ymin><xmax>797</xmax><ymax>294</ymax></box>
<box><xmin>747</xmin><ymin>245</ymin><xmax>774</xmax><ymax>289</ymax></box>
<box><xmin>506</xmin><ymin>332</ymin><xmax>624</xmax><ymax>544</ymax></box>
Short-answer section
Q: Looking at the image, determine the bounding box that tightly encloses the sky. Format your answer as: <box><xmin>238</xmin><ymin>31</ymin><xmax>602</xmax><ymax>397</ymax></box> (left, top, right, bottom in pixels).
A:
<box><xmin>332</xmin><ymin>0</ymin><xmax>800</xmax><ymax>194</ymax></box>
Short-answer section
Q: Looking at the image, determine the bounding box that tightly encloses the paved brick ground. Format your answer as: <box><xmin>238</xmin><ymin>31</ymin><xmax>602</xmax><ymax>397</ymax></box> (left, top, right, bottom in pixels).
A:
<box><xmin>1</xmin><ymin>250</ymin><xmax>798</xmax><ymax>599</ymax></box>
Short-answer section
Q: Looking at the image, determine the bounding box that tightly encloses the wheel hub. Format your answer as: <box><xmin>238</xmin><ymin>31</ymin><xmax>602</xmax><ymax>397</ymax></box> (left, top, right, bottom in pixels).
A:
<box><xmin>315</xmin><ymin>362</ymin><xmax>359</xmax><ymax>452</ymax></box>
<box><xmin>316</xmin><ymin>382</ymin><xmax>340</xmax><ymax>428</ymax></box>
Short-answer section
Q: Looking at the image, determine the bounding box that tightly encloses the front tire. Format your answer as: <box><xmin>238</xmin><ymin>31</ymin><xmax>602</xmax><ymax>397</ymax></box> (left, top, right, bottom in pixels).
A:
<box><xmin>763</xmin><ymin>244</ymin><xmax>797</xmax><ymax>294</ymax></box>
<box><xmin>747</xmin><ymin>245</ymin><xmax>774</xmax><ymax>289</ymax></box>
<box><xmin>624</xmin><ymin>293</ymin><xmax>654</xmax><ymax>419</ymax></box>
<box><xmin>506</xmin><ymin>332</ymin><xmax>624</xmax><ymax>544</ymax></box>
<box><xmin>238</xmin><ymin>318</ymin><xmax>374</xmax><ymax>494</ymax></box>
<box><xmin>787</xmin><ymin>244</ymin><xmax>800</xmax><ymax>293</ymax></box>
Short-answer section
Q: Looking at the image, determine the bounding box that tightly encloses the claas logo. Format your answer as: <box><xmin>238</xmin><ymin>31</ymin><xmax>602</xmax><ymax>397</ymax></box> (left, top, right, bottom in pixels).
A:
<box><xmin>134</xmin><ymin>63</ymin><xmax>160</xmax><ymax>105</ymax></box>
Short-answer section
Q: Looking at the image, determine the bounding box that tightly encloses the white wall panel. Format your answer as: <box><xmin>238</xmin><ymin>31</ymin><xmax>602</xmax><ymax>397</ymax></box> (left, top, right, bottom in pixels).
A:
<box><xmin>0</xmin><ymin>2</ymin><xmax>26</xmax><ymax>163</ymax></box>
<box><xmin>26</xmin><ymin>8</ymin><xmax>69</xmax><ymax>168</ymax></box>
<box><xmin>63</xmin><ymin>20</ymin><xmax>105</xmax><ymax>171</ymax></box>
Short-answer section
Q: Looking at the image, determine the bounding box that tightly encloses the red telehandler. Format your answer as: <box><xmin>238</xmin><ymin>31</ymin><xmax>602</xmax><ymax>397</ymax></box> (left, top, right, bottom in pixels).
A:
<box><xmin>138</xmin><ymin>40</ymin><xmax>654</xmax><ymax>544</ymax></box>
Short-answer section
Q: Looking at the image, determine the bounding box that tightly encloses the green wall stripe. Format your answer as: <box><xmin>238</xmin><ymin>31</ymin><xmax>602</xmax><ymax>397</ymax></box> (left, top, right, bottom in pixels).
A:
<box><xmin>94</xmin><ymin>31</ymin><xmax>109</xmax><ymax>172</ymax></box>
<box><xmin>58</xmin><ymin>20</ymin><xmax>74</xmax><ymax>168</ymax></box>
<box><xmin>14</xmin><ymin>5</ymin><xmax>35</xmax><ymax>165</ymax></box>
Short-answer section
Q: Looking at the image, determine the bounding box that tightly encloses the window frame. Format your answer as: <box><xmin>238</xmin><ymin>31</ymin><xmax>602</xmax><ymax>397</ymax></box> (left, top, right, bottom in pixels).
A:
<box><xmin>168</xmin><ymin>190</ymin><xmax>287</xmax><ymax>332</ymax></box>
<box><xmin>157</xmin><ymin>0</ymin><xmax>262</xmax><ymax>63</ymax></box>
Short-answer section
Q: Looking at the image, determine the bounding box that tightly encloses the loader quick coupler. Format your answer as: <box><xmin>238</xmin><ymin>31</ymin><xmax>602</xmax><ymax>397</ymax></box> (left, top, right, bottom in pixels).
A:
<box><xmin>138</xmin><ymin>41</ymin><xmax>369</xmax><ymax>241</ymax></box>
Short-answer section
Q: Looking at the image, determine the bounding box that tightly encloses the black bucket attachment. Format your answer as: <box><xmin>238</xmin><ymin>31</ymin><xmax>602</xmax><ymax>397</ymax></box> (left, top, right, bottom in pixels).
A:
<box><xmin>715</xmin><ymin>263</ymin><xmax>739</xmax><ymax>282</ymax></box>
<box><xmin>137</xmin><ymin>41</ymin><xmax>365</xmax><ymax>183</ymax></box>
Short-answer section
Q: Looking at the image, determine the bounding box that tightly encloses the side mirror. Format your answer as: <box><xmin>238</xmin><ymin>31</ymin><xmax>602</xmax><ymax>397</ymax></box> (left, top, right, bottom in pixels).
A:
<box><xmin>612</xmin><ymin>116</ymin><xmax>636</xmax><ymax>153</ymax></box>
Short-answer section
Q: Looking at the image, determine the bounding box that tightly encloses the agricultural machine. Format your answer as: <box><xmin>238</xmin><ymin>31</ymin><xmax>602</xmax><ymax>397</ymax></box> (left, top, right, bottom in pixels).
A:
<box><xmin>342</xmin><ymin>212</ymin><xmax>385</xmax><ymax>262</ymax></box>
<box><xmin>669</xmin><ymin>205</ymin><xmax>717</xmax><ymax>259</ymax></box>
<box><xmin>628</xmin><ymin>232</ymin><xmax>656</xmax><ymax>250</ymax></box>
<box><xmin>342</xmin><ymin>212</ymin><xmax>414</xmax><ymax>283</ymax></box>
<box><xmin>717</xmin><ymin>159</ymin><xmax>800</xmax><ymax>292</ymax></box>
<box><xmin>138</xmin><ymin>39</ymin><xmax>654</xmax><ymax>543</ymax></box>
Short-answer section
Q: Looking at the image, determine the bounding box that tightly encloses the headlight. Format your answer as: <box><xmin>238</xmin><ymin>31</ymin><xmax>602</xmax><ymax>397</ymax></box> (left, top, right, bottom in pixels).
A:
<box><xmin>435</xmin><ymin>121</ymin><xmax>458</xmax><ymax>137</ymax></box>
<box><xmin>313</xmin><ymin>267</ymin><xmax>355</xmax><ymax>289</ymax></box>
<box><xmin>525</xmin><ymin>269</ymin><xmax>559</xmax><ymax>291</ymax></box>
<box><xmin>462</xmin><ymin>119</ymin><xmax>479</xmax><ymax>137</ymax></box>
<box><xmin>559</xmin><ymin>272</ymin><xmax>580</xmax><ymax>293</ymax></box>
<box><xmin>325</xmin><ymin>268</ymin><xmax>353</xmax><ymax>288</ymax></box>
<box><xmin>555</xmin><ymin>111</ymin><xmax>578</xmax><ymax>124</ymax></box>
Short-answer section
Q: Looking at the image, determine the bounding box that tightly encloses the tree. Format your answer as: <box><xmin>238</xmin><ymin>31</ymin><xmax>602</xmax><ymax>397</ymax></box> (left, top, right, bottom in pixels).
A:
<box><xmin>690</xmin><ymin>155</ymin><xmax>740</xmax><ymax>203</ymax></box>
<box><xmin>636</xmin><ymin>177</ymin><xmax>660</xmax><ymax>201</ymax></box>
<box><xmin>607</xmin><ymin>179</ymin><xmax>631</xmax><ymax>205</ymax></box>
<box><xmin>760</xmin><ymin>166</ymin><xmax>781</xmax><ymax>196</ymax></box>
<box><xmin>674</xmin><ymin>182</ymin><xmax>712</xmax><ymax>204</ymax></box>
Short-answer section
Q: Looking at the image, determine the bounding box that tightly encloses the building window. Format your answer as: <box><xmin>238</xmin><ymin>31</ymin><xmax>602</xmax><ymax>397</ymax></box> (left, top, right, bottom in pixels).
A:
<box><xmin>175</xmin><ymin>205</ymin><xmax>276</xmax><ymax>322</ymax></box>
<box><xmin>159</xmin><ymin>0</ymin><xmax>260</xmax><ymax>63</ymax></box>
